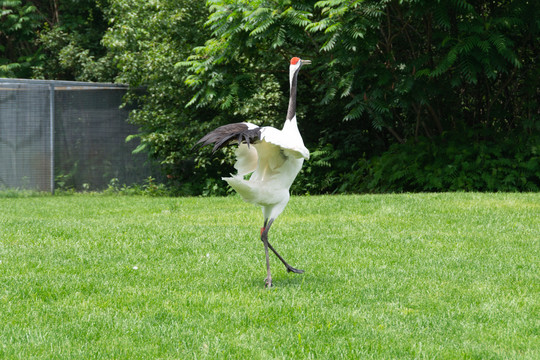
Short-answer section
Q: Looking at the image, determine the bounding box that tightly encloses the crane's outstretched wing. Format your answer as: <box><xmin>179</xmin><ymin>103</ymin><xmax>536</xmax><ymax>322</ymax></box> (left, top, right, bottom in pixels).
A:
<box><xmin>194</xmin><ymin>122</ymin><xmax>261</xmax><ymax>153</ymax></box>
<box><xmin>259</xmin><ymin>126</ymin><xmax>310</xmax><ymax>160</ymax></box>
<box><xmin>194</xmin><ymin>121</ymin><xmax>309</xmax><ymax>161</ymax></box>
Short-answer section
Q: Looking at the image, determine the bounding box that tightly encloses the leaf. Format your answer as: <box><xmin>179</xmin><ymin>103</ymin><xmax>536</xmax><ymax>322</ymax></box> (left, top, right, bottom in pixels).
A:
<box><xmin>321</xmin><ymin>32</ymin><xmax>340</xmax><ymax>51</ymax></box>
<box><xmin>131</xmin><ymin>143</ymin><xmax>148</xmax><ymax>154</ymax></box>
<box><xmin>344</xmin><ymin>104</ymin><xmax>365</xmax><ymax>121</ymax></box>
<box><xmin>249</xmin><ymin>17</ymin><xmax>275</xmax><ymax>36</ymax></box>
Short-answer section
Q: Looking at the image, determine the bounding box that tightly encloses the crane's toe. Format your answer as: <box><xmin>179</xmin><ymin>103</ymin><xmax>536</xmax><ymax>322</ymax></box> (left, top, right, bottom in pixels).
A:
<box><xmin>286</xmin><ymin>266</ymin><xmax>304</xmax><ymax>274</ymax></box>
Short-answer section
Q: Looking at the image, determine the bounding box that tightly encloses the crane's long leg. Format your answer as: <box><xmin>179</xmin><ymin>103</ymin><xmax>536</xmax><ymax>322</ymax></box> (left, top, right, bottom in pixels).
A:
<box><xmin>261</xmin><ymin>219</ymin><xmax>304</xmax><ymax>276</ymax></box>
<box><xmin>261</xmin><ymin>221</ymin><xmax>272</xmax><ymax>287</ymax></box>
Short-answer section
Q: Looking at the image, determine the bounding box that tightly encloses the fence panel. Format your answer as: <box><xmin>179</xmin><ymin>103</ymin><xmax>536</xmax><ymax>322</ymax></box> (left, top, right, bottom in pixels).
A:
<box><xmin>0</xmin><ymin>82</ymin><xmax>52</xmax><ymax>191</ymax></box>
<box><xmin>0</xmin><ymin>79</ymin><xmax>156</xmax><ymax>192</ymax></box>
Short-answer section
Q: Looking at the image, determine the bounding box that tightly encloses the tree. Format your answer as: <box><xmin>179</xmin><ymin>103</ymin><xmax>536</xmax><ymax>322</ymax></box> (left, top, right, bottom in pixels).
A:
<box><xmin>0</xmin><ymin>0</ymin><xmax>42</xmax><ymax>77</ymax></box>
<box><xmin>102</xmin><ymin>0</ymin><xmax>219</xmax><ymax>194</ymax></box>
<box><xmin>0</xmin><ymin>0</ymin><xmax>114</xmax><ymax>80</ymax></box>
<box><xmin>180</xmin><ymin>0</ymin><xmax>539</xmax><ymax>193</ymax></box>
<box><xmin>34</xmin><ymin>0</ymin><xmax>115</xmax><ymax>81</ymax></box>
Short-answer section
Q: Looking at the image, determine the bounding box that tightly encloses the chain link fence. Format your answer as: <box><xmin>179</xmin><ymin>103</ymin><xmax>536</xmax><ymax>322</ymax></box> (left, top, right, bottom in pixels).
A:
<box><xmin>0</xmin><ymin>79</ymin><xmax>157</xmax><ymax>193</ymax></box>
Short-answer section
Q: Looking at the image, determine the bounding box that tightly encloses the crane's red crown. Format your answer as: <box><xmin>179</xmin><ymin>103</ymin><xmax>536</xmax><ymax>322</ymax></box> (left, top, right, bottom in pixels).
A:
<box><xmin>290</xmin><ymin>57</ymin><xmax>301</xmax><ymax>65</ymax></box>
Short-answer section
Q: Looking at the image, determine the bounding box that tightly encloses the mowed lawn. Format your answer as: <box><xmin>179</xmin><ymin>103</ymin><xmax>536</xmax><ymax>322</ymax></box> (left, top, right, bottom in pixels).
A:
<box><xmin>0</xmin><ymin>193</ymin><xmax>538</xmax><ymax>359</ymax></box>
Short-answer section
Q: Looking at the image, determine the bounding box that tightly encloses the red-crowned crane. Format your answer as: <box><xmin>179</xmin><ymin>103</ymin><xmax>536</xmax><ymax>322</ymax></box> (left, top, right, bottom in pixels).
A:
<box><xmin>194</xmin><ymin>57</ymin><xmax>311</xmax><ymax>287</ymax></box>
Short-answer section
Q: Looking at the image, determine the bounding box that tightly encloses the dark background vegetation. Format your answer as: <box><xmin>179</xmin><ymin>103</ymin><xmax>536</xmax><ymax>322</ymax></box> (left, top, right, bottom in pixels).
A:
<box><xmin>2</xmin><ymin>0</ymin><xmax>538</xmax><ymax>194</ymax></box>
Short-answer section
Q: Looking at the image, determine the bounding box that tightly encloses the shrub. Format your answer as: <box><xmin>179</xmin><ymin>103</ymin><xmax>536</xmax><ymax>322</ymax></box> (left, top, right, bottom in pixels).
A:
<box><xmin>353</xmin><ymin>130</ymin><xmax>540</xmax><ymax>193</ymax></box>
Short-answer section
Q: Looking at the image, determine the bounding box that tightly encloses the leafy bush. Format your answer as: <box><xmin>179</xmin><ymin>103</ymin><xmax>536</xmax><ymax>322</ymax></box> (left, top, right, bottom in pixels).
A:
<box><xmin>352</xmin><ymin>130</ymin><xmax>540</xmax><ymax>193</ymax></box>
<box><xmin>103</xmin><ymin>177</ymin><xmax>173</xmax><ymax>196</ymax></box>
<box><xmin>0</xmin><ymin>0</ymin><xmax>42</xmax><ymax>77</ymax></box>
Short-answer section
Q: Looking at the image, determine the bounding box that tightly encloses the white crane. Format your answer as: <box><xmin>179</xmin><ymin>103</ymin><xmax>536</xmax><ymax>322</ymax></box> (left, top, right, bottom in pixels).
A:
<box><xmin>195</xmin><ymin>57</ymin><xmax>311</xmax><ymax>287</ymax></box>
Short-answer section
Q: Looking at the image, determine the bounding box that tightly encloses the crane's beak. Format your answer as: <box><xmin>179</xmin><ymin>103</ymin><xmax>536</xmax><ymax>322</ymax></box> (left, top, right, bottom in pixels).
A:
<box><xmin>302</xmin><ymin>60</ymin><xmax>312</xmax><ymax>65</ymax></box>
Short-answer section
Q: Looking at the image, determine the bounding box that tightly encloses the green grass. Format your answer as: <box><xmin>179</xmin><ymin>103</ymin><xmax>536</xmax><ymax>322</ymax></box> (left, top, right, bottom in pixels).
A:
<box><xmin>0</xmin><ymin>193</ymin><xmax>538</xmax><ymax>359</ymax></box>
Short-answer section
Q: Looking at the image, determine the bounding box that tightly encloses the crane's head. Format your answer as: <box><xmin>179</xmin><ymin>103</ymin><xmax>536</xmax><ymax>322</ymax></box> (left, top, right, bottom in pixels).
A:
<box><xmin>289</xmin><ymin>57</ymin><xmax>311</xmax><ymax>86</ymax></box>
<box><xmin>290</xmin><ymin>57</ymin><xmax>311</xmax><ymax>70</ymax></box>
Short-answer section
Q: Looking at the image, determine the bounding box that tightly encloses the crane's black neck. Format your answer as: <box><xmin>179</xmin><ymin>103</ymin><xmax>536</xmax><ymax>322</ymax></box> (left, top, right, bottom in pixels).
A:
<box><xmin>286</xmin><ymin>71</ymin><xmax>298</xmax><ymax>121</ymax></box>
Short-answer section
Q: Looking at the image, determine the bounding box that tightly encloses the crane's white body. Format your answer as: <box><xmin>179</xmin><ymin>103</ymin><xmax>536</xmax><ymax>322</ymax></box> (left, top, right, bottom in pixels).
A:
<box><xmin>223</xmin><ymin>116</ymin><xmax>309</xmax><ymax>220</ymax></box>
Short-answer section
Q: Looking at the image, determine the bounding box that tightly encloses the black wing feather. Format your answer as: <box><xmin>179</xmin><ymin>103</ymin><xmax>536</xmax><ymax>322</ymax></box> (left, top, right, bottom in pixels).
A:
<box><xmin>194</xmin><ymin>123</ymin><xmax>261</xmax><ymax>153</ymax></box>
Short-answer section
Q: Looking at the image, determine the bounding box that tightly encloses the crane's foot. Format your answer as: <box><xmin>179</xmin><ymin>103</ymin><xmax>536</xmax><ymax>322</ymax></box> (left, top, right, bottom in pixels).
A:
<box><xmin>286</xmin><ymin>265</ymin><xmax>304</xmax><ymax>274</ymax></box>
<box><xmin>265</xmin><ymin>276</ymin><xmax>273</xmax><ymax>288</ymax></box>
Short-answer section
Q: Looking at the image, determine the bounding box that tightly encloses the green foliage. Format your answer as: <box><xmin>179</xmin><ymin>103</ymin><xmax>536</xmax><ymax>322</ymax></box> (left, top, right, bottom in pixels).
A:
<box><xmin>2</xmin><ymin>0</ymin><xmax>538</xmax><ymax>193</ymax></box>
<box><xmin>101</xmin><ymin>0</ymin><xmax>221</xmax><ymax>195</ymax></box>
<box><xmin>34</xmin><ymin>0</ymin><xmax>115</xmax><ymax>81</ymax></box>
<box><xmin>353</xmin><ymin>131</ymin><xmax>540</xmax><ymax>193</ymax></box>
<box><xmin>35</xmin><ymin>28</ymin><xmax>114</xmax><ymax>81</ymax></box>
<box><xmin>0</xmin><ymin>0</ymin><xmax>113</xmax><ymax>80</ymax></box>
<box><xmin>176</xmin><ymin>0</ymin><xmax>538</xmax><ymax>194</ymax></box>
<box><xmin>103</xmin><ymin>177</ymin><xmax>173</xmax><ymax>196</ymax></box>
<box><xmin>0</xmin><ymin>0</ymin><xmax>42</xmax><ymax>77</ymax></box>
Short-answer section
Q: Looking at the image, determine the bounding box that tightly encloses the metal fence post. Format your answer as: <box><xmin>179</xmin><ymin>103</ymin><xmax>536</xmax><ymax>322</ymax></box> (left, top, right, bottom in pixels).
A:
<box><xmin>49</xmin><ymin>83</ymin><xmax>55</xmax><ymax>194</ymax></box>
